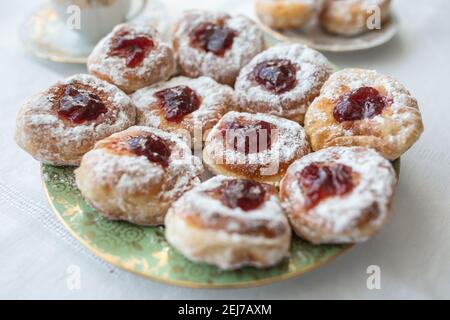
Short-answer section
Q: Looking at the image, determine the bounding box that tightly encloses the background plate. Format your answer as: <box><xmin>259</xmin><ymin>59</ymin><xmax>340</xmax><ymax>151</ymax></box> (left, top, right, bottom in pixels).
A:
<box><xmin>19</xmin><ymin>0</ymin><xmax>170</xmax><ymax>64</ymax></box>
<box><xmin>256</xmin><ymin>13</ymin><xmax>399</xmax><ymax>52</ymax></box>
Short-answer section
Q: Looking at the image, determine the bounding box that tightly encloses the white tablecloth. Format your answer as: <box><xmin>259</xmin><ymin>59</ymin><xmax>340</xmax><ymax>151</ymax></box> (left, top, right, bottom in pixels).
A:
<box><xmin>1</xmin><ymin>0</ymin><xmax>449</xmax><ymax>299</ymax></box>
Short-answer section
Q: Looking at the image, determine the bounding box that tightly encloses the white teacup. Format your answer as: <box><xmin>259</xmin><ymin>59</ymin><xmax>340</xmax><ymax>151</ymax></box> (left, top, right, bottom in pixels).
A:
<box><xmin>52</xmin><ymin>0</ymin><xmax>132</xmax><ymax>42</ymax></box>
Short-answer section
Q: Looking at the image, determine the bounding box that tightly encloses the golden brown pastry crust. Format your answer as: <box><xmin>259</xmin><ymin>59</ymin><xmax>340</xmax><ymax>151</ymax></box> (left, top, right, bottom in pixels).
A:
<box><xmin>256</xmin><ymin>0</ymin><xmax>324</xmax><ymax>30</ymax></box>
<box><xmin>15</xmin><ymin>74</ymin><xmax>136</xmax><ymax>166</ymax></box>
<box><xmin>165</xmin><ymin>176</ymin><xmax>291</xmax><ymax>270</ymax></box>
<box><xmin>131</xmin><ymin>76</ymin><xmax>236</xmax><ymax>148</ymax></box>
<box><xmin>280</xmin><ymin>146</ymin><xmax>397</xmax><ymax>244</ymax></box>
<box><xmin>304</xmin><ymin>69</ymin><xmax>424</xmax><ymax>160</ymax></box>
<box><xmin>87</xmin><ymin>22</ymin><xmax>175</xmax><ymax>93</ymax></box>
<box><xmin>203</xmin><ymin>111</ymin><xmax>311</xmax><ymax>186</ymax></box>
<box><xmin>173</xmin><ymin>10</ymin><xmax>265</xmax><ymax>86</ymax></box>
<box><xmin>320</xmin><ymin>0</ymin><xmax>391</xmax><ymax>36</ymax></box>
<box><xmin>235</xmin><ymin>43</ymin><xmax>333</xmax><ymax>124</ymax></box>
<box><xmin>75</xmin><ymin>126</ymin><xmax>204</xmax><ymax>226</ymax></box>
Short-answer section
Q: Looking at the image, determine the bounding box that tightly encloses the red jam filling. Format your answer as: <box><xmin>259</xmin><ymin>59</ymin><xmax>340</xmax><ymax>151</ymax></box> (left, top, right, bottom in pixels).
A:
<box><xmin>57</xmin><ymin>85</ymin><xmax>107</xmax><ymax>124</ymax></box>
<box><xmin>220</xmin><ymin>179</ymin><xmax>266</xmax><ymax>211</ymax></box>
<box><xmin>223</xmin><ymin>121</ymin><xmax>273</xmax><ymax>154</ymax></box>
<box><xmin>333</xmin><ymin>87</ymin><xmax>391</xmax><ymax>123</ymax></box>
<box><xmin>127</xmin><ymin>135</ymin><xmax>171</xmax><ymax>167</ymax></box>
<box><xmin>297</xmin><ymin>163</ymin><xmax>354</xmax><ymax>210</ymax></box>
<box><xmin>189</xmin><ymin>22</ymin><xmax>237</xmax><ymax>56</ymax></box>
<box><xmin>109</xmin><ymin>31</ymin><xmax>154</xmax><ymax>68</ymax></box>
<box><xmin>154</xmin><ymin>85</ymin><xmax>201</xmax><ymax>123</ymax></box>
<box><xmin>251</xmin><ymin>59</ymin><xmax>297</xmax><ymax>94</ymax></box>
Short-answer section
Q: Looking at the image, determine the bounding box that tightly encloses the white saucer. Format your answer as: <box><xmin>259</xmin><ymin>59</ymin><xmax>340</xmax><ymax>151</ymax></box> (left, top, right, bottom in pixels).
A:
<box><xmin>256</xmin><ymin>13</ymin><xmax>399</xmax><ymax>52</ymax></box>
<box><xmin>19</xmin><ymin>0</ymin><xmax>171</xmax><ymax>64</ymax></box>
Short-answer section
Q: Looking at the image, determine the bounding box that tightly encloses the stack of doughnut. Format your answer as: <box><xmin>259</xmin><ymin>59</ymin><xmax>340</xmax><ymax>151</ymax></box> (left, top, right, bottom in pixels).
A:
<box><xmin>15</xmin><ymin>9</ymin><xmax>423</xmax><ymax>270</ymax></box>
<box><xmin>255</xmin><ymin>0</ymin><xmax>393</xmax><ymax>36</ymax></box>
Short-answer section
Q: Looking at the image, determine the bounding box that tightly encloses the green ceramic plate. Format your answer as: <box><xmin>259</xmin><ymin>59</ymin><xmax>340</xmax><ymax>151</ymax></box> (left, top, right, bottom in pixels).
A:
<box><xmin>41</xmin><ymin>160</ymin><xmax>399</xmax><ymax>288</ymax></box>
<box><xmin>41</xmin><ymin>166</ymin><xmax>346</xmax><ymax>288</ymax></box>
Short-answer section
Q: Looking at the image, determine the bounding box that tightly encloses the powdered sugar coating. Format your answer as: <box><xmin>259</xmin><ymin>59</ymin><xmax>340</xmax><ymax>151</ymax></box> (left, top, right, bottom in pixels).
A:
<box><xmin>75</xmin><ymin>126</ymin><xmax>204</xmax><ymax>225</ymax></box>
<box><xmin>15</xmin><ymin>74</ymin><xmax>136</xmax><ymax>166</ymax></box>
<box><xmin>165</xmin><ymin>175</ymin><xmax>291</xmax><ymax>269</ymax></box>
<box><xmin>304</xmin><ymin>68</ymin><xmax>424</xmax><ymax>160</ymax></box>
<box><xmin>170</xmin><ymin>175</ymin><xmax>288</xmax><ymax>226</ymax></box>
<box><xmin>320</xmin><ymin>0</ymin><xmax>391</xmax><ymax>36</ymax></box>
<box><xmin>280</xmin><ymin>146</ymin><xmax>396</xmax><ymax>244</ymax></box>
<box><xmin>87</xmin><ymin>22</ymin><xmax>175</xmax><ymax>93</ymax></box>
<box><xmin>131</xmin><ymin>76</ymin><xmax>236</xmax><ymax>146</ymax></box>
<box><xmin>173</xmin><ymin>10</ymin><xmax>266</xmax><ymax>86</ymax></box>
<box><xmin>81</xmin><ymin>126</ymin><xmax>203</xmax><ymax>199</ymax></box>
<box><xmin>235</xmin><ymin>43</ymin><xmax>332</xmax><ymax>123</ymax></box>
<box><xmin>203</xmin><ymin>111</ymin><xmax>311</xmax><ymax>184</ymax></box>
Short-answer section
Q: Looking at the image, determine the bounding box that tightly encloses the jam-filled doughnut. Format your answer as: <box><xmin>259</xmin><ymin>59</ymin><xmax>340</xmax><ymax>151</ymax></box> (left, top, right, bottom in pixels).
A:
<box><xmin>15</xmin><ymin>74</ymin><xmax>136</xmax><ymax>166</ymax></box>
<box><xmin>173</xmin><ymin>10</ymin><xmax>265</xmax><ymax>86</ymax></box>
<box><xmin>87</xmin><ymin>22</ymin><xmax>175</xmax><ymax>93</ymax></box>
<box><xmin>131</xmin><ymin>76</ymin><xmax>236</xmax><ymax>148</ymax></box>
<box><xmin>203</xmin><ymin>111</ymin><xmax>311</xmax><ymax>186</ymax></box>
<box><xmin>320</xmin><ymin>0</ymin><xmax>392</xmax><ymax>36</ymax></box>
<box><xmin>75</xmin><ymin>126</ymin><xmax>204</xmax><ymax>226</ymax></box>
<box><xmin>280</xmin><ymin>146</ymin><xmax>397</xmax><ymax>244</ymax></box>
<box><xmin>235</xmin><ymin>43</ymin><xmax>333</xmax><ymax>124</ymax></box>
<box><xmin>304</xmin><ymin>69</ymin><xmax>424</xmax><ymax>160</ymax></box>
<box><xmin>256</xmin><ymin>0</ymin><xmax>324</xmax><ymax>30</ymax></box>
<box><xmin>165</xmin><ymin>176</ymin><xmax>291</xmax><ymax>270</ymax></box>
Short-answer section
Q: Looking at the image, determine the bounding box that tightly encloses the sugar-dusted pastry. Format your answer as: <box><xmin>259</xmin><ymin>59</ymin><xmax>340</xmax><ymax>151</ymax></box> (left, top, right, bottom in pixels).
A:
<box><xmin>165</xmin><ymin>176</ymin><xmax>291</xmax><ymax>270</ymax></box>
<box><xmin>235</xmin><ymin>43</ymin><xmax>333</xmax><ymax>124</ymax></box>
<box><xmin>75</xmin><ymin>126</ymin><xmax>204</xmax><ymax>226</ymax></box>
<box><xmin>280</xmin><ymin>146</ymin><xmax>397</xmax><ymax>244</ymax></box>
<box><xmin>320</xmin><ymin>0</ymin><xmax>392</xmax><ymax>36</ymax></box>
<box><xmin>173</xmin><ymin>10</ymin><xmax>265</xmax><ymax>86</ymax></box>
<box><xmin>131</xmin><ymin>76</ymin><xmax>236</xmax><ymax>148</ymax></box>
<box><xmin>87</xmin><ymin>22</ymin><xmax>175</xmax><ymax>93</ymax></box>
<box><xmin>203</xmin><ymin>111</ymin><xmax>311</xmax><ymax>186</ymax></box>
<box><xmin>304</xmin><ymin>69</ymin><xmax>424</xmax><ymax>160</ymax></box>
<box><xmin>15</xmin><ymin>74</ymin><xmax>136</xmax><ymax>166</ymax></box>
<box><xmin>256</xmin><ymin>0</ymin><xmax>324</xmax><ymax>30</ymax></box>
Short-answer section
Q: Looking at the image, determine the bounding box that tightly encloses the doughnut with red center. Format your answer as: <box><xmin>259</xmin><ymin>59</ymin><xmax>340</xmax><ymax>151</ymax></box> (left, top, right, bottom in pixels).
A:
<box><xmin>131</xmin><ymin>76</ymin><xmax>236</xmax><ymax>147</ymax></box>
<box><xmin>280</xmin><ymin>146</ymin><xmax>397</xmax><ymax>244</ymax></box>
<box><xmin>173</xmin><ymin>10</ymin><xmax>265</xmax><ymax>86</ymax></box>
<box><xmin>165</xmin><ymin>176</ymin><xmax>291</xmax><ymax>270</ymax></box>
<box><xmin>304</xmin><ymin>68</ymin><xmax>424</xmax><ymax>160</ymax></box>
<box><xmin>75</xmin><ymin>126</ymin><xmax>204</xmax><ymax>226</ymax></box>
<box><xmin>15</xmin><ymin>74</ymin><xmax>136</xmax><ymax>166</ymax></box>
<box><xmin>203</xmin><ymin>111</ymin><xmax>311</xmax><ymax>186</ymax></box>
<box><xmin>235</xmin><ymin>43</ymin><xmax>333</xmax><ymax>124</ymax></box>
<box><xmin>87</xmin><ymin>23</ymin><xmax>175</xmax><ymax>93</ymax></box>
